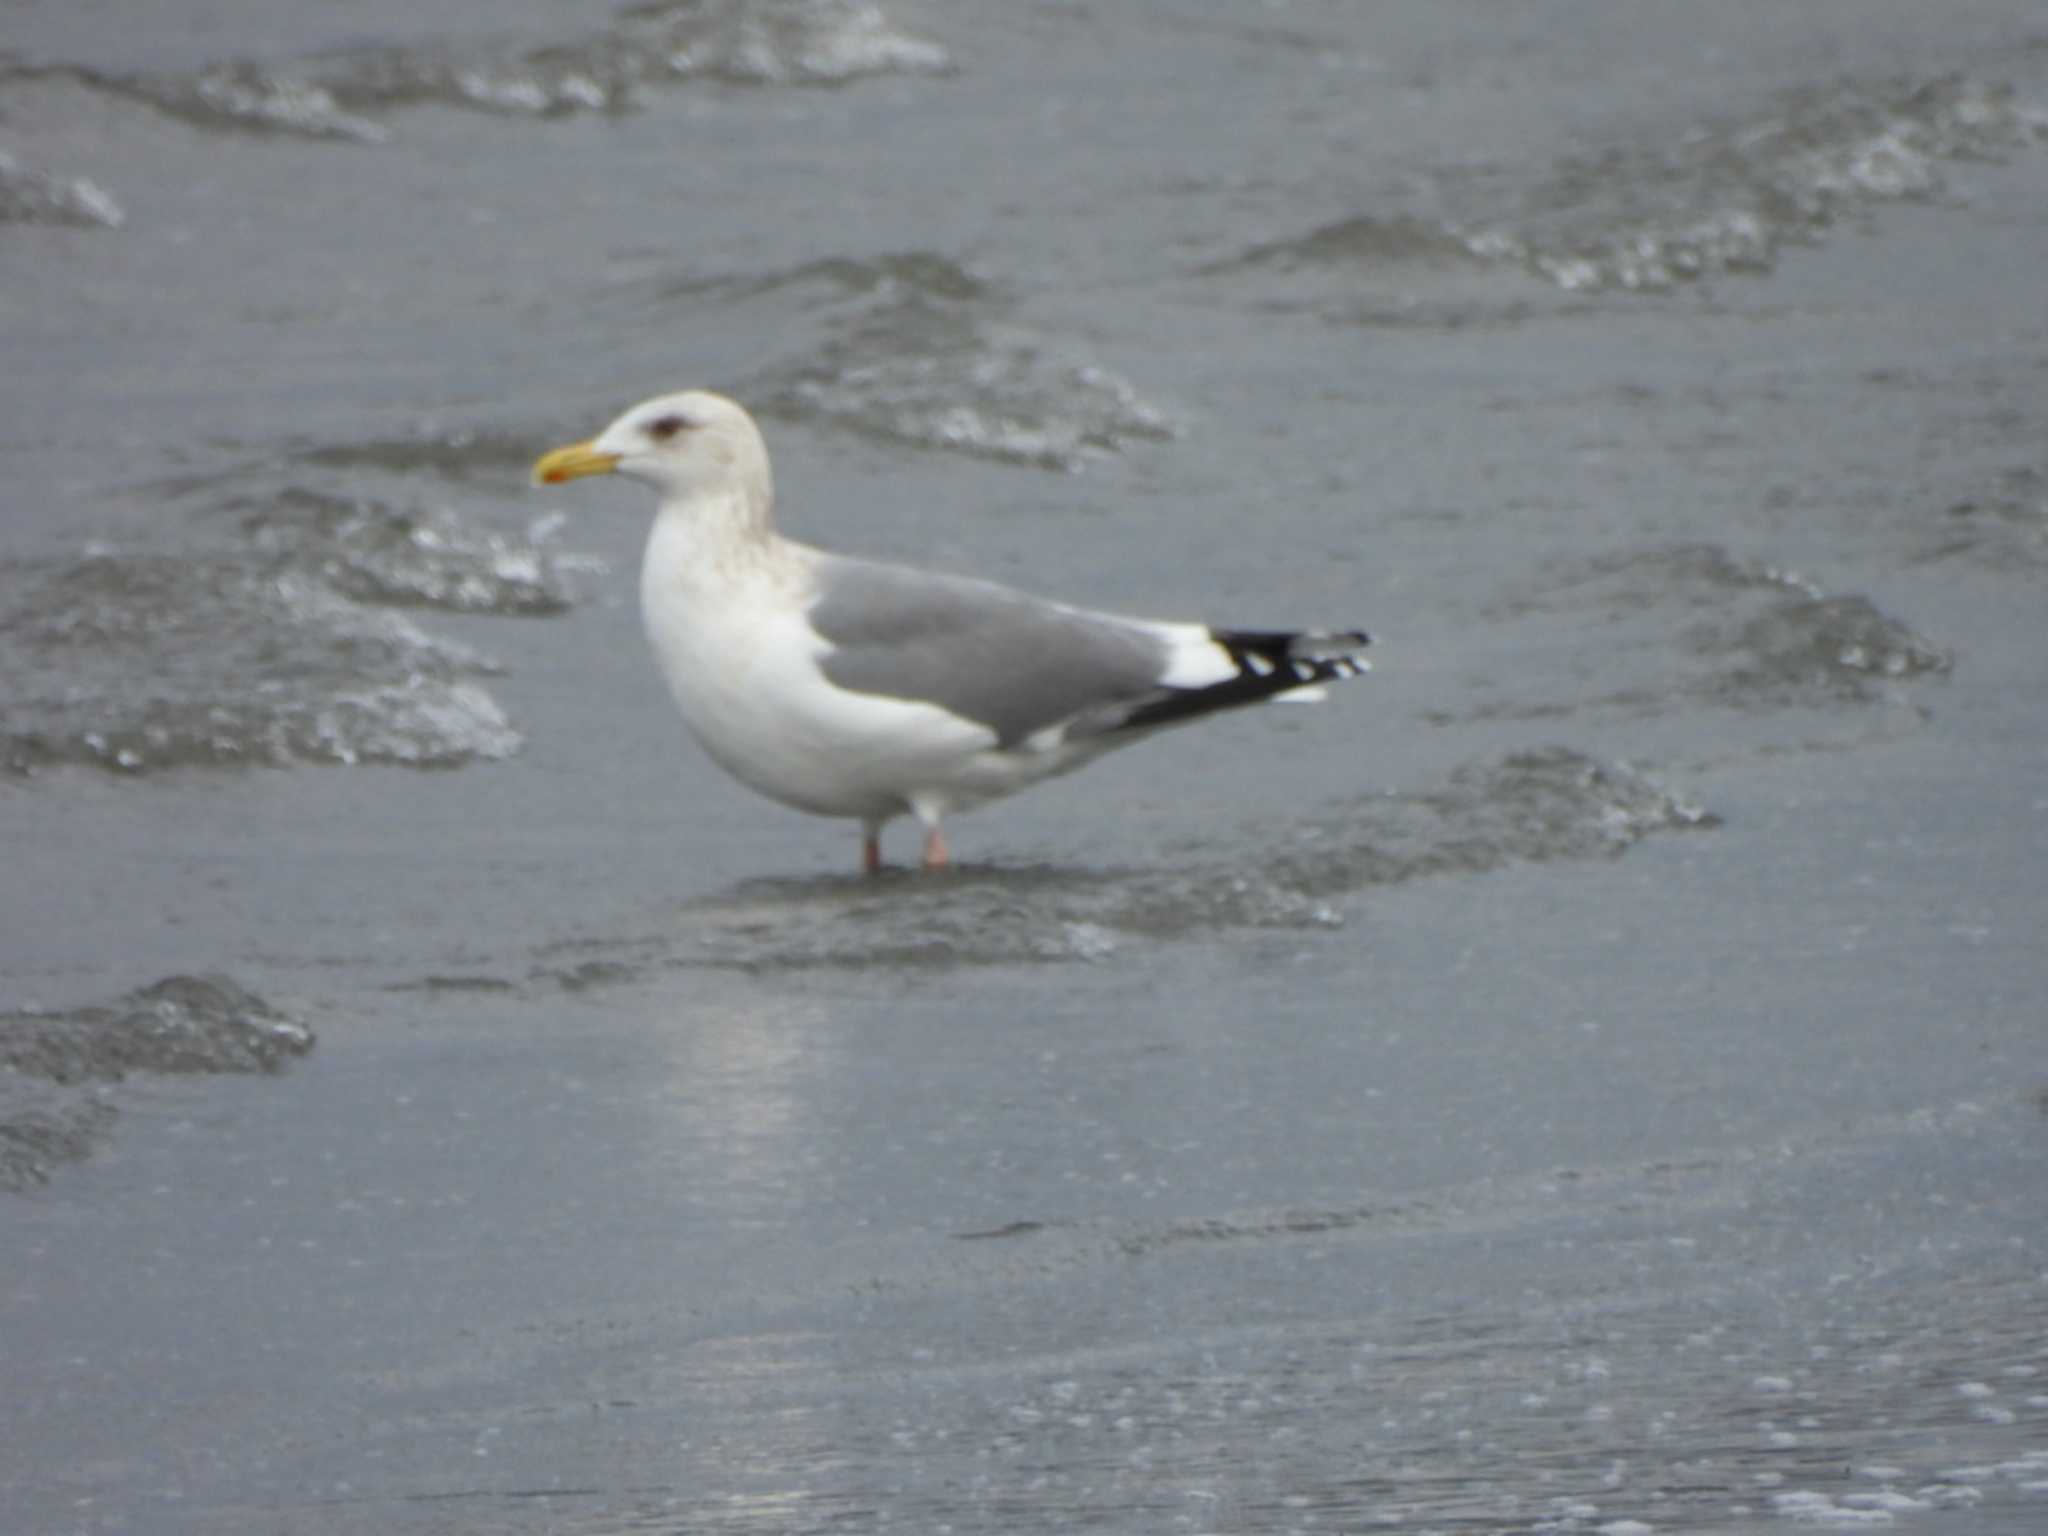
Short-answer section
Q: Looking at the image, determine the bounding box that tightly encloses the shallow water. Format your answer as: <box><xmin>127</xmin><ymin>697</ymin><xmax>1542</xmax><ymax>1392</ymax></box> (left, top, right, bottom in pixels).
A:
<box><xmin>4</xmin><ymin>2</ymin><xmax>2046</xmax><ymax>1532</ymax></box>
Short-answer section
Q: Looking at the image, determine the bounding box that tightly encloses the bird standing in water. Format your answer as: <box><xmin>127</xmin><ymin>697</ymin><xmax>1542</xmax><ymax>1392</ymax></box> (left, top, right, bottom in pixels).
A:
<box><xmin>534</xmin><ymin>390</ymin><xmax>1371</xmax><ymax>872</ymax></box>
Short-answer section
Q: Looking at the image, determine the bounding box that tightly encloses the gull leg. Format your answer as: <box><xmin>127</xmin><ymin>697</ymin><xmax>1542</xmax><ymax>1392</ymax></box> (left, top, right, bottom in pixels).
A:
<box><xmin>907</xmin><ymin>795</ymin><xmax>950</xmax><ymax>872</ymax></box>
<box><xmin>861</xmin><ymin>821</ymin><xmax>884</xmax><ymax>876</ymax></box>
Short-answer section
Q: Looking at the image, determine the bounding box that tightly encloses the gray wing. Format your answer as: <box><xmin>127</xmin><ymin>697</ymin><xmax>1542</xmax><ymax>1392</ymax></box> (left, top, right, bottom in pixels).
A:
<box><xmin>806</xmin><ymin>554</ymin><xmax>1173</xmax><ymax>747</ymax></box>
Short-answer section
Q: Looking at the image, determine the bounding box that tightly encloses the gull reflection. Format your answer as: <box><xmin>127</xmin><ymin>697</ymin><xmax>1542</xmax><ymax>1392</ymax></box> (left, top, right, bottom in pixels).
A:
<box><xmin>638</xmin><ymin>990</ymin><xmax>839</xmax><ymax>1229</ymax></box>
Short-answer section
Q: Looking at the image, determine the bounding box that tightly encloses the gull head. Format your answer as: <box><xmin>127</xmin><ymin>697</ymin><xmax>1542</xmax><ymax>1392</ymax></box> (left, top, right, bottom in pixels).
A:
<box><xmin>533</xmin><ymin>389</ymin><xmax>772</xmax><ymax>512</ymax></box>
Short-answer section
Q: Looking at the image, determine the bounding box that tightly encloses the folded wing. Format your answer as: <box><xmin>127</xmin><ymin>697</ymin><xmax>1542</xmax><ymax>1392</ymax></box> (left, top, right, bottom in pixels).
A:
<box><xmin>806</xmin><ymin>553</ymin><xmax>1370</xmax><ymax>750</ymax></box>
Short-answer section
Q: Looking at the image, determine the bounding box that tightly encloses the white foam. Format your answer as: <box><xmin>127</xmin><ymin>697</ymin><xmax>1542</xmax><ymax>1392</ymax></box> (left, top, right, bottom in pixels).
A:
<box><xmin>1841</xmin><ymin>1491</ymin><xmax>1930</xmax><ymax>1513</ymax></box>
<box><xmin>1771</xmin><ymin>1490</ymin><xmax>1897</xmax><ymax>1525</ymax></box>
<box><xmin>0</xmin><ymin>152</ymin><xmax>126</xmax><ymax>229</ymax></box>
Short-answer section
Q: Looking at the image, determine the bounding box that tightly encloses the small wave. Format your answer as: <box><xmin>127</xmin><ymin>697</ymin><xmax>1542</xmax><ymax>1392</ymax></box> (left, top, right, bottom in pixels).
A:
<box><xmin>0</xmin><ymin>1082</ymin><xmax>113</xmax><ymax>1194</ymax></box>
<box><xmin>1219</xmin><ymin>77</ymin><xmax>2046</xmax><ymax>298</ymax></box>
<box><xmin>0</xmin><ymin>551</ymin><xmax>521</xmax><ymax>774</ymax></box>
<box><xmin>229</xmin><ymin>488</ymin><xmax>602</xmax><ymax>616</ymax></box>
<box><xmin>767</xmin><ymin>347</ymin><xmax>1177</xmax><ymax>471</ymax></box>
<box><xmin>1115</xmin><ymin>1199</ymin><xmax>1438</xmax><ymax>1259</ymax></box>
<box><xmin>1486</xmin><ymin>544</ymin><xmax>1826</xmax><ymax>622</ymax></box>
<box><xmin>3</xmin><ymin>61</ymin><xmax>392</xmax><ymax>143</ymax></box>
<box><xmin>1</xmin><ymin>975</ymin><xmax>313</xmax><ymax>1189</ymax></box>
<box><xmin>182</xmin><ymin>60</ymin><xmax>390</xmax><ymax>141</ymax></box>
<box><xmin>736</xmin><ymin>252</ymin><xmax>1174</xmax><ymax>470</ymax></box>
<box><xmin>1208</xmin><ymin>214</ymin><xmax>1483</xmax><ymax>275</ymax></box>
<box><xmin>1475</xmin><ymin>544</ymin><xmax>1947</xmax><ymax>719</ymax></box>
<box><xmin>1</xmin><ymin>974</ymin><xmax>314</xmax><ymax>1084</ymax></box>
<box><xmin>1710</xmin><ymin>595</ymin><xmax>1950</xmax><ymax>709</ymax></box>
<box><xmin>1489</xmin><ymin>75</ymin><xmax>2048</xmax><ymax>294</ymax></box>
<box><xmin>522</xmin><ymin>749</ymin><xmax>1711</xmax><ymax>981</ymax></box>
<box><xmin>655</xmin><ymin>0</ymin><xmax>953</xmax><ymax>87</ymax></box>
<box><xmin>31</xmin><ymin>1</ymin><xmax>950</xmax><ymax>142</ymax></box>
<box><xmin>655</xmin><ymin>250</ymin><xmax>994</xmax><ymax>308</ymax></box>
<box><xmin>0</xmin><ymin>149</ymin><xmax>124</xmax><ymax>227</ymax></box>
<box><xmin>1923</xmin><ymin>467</ymin><xmax>2048</xmax><ymax>570</ymax></box>
<box><xmin>1270</xmin><ymin>747</ymin><xmax>1716</xmax><ymax>894</ymax></box>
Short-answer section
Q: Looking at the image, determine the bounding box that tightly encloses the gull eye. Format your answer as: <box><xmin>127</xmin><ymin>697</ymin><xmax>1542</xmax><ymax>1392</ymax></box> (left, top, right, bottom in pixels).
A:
<box><xmin>645</xmin><ymin>413</ymin><xmax>689</xmax><ymax>442</ymax></box>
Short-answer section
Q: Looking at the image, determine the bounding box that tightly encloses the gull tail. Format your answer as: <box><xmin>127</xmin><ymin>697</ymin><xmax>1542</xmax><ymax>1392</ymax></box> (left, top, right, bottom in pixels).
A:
<box><xmin>1111</xmin><ymin>627</ymin><xmax>1372</xmax><ymax>735</ymax></box>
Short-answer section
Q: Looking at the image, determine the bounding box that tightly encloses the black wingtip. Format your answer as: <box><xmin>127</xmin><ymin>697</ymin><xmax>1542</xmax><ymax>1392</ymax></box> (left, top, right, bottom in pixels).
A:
<box><xmin>1110</xmin><ymin>625</ymin><xmax>1374</xmax><ymax>735</ymax></box>
<box><xmin>1295</xmin><ymin>628</ymin><xmax>1372</xmax><ymax>656</ymax></box>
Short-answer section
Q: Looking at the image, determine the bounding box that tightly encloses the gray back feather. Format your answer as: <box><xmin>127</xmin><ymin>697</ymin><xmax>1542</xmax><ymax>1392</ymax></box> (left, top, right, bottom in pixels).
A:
<box><xmin>808</xmin><ymin>555</ymin><xmax>1170</xmax><ymax>746</ymax></box>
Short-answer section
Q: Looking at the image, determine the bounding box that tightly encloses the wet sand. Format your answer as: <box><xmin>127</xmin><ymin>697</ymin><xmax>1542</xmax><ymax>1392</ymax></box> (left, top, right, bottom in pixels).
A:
<box><xmin>4</xmin><ymin>2</ymin><xmax>2047</xmax><ymax>1531</ymax></box>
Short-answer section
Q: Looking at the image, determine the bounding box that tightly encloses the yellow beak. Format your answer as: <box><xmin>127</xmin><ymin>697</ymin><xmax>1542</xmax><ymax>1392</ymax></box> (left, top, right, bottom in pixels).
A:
<box><xmin>532</xmin><ymin>439</ymin><xmax>622</xmax><ymax>486</ymax></box>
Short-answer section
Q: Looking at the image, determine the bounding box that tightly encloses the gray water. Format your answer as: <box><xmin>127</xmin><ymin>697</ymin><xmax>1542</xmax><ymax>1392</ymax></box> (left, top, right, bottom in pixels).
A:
<box><xmin>4</xmin><ymin>2</ymin><xmax>2046</xmax><ymax>1531</ymax></box>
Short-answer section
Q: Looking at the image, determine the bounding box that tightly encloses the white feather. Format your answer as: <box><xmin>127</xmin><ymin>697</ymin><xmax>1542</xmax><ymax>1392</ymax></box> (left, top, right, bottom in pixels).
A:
<box><xmin>1153</xmin><ymin>623</ymin><xmax>1239</xmax><ymax>688</ymax></box>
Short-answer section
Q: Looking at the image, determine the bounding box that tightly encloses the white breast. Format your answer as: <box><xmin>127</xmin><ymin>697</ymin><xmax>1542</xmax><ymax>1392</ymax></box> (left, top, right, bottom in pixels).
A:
<box><xmin>638</xmin><ymin>519</ymin><xmax>995</xmax><ymax>821</ymax></box>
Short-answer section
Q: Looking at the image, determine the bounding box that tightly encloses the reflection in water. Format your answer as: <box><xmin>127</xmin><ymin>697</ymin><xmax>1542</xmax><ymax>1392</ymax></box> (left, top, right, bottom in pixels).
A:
<box><xmin>642</xmin><ymin>993</ymin><xmax>835</xmax><ymax>1228</ymax></box>
<box><xmin>619</xmin><ymin>991</ymin><xmax>892</xmax><ymax>1529</ymax></box>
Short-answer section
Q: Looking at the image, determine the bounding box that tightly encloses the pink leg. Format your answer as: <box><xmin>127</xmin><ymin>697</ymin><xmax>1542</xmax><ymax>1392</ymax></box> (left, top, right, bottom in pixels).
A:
<box><xmin>920</xmin><ymin>824</ymin><xmax>950</xmax><ymax>872</ymax></box>
<box><xmin>861</xmin><ymin>827</ymin><xmax>883</xmax><ymax>875</ymax></box>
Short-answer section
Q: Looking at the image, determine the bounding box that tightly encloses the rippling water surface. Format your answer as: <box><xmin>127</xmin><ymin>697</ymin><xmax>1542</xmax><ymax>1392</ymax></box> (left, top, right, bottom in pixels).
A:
<box><xmin>3</xmin><ymin>2</ymin><xmax>2045</xmax><ymax>1532</ymax></box>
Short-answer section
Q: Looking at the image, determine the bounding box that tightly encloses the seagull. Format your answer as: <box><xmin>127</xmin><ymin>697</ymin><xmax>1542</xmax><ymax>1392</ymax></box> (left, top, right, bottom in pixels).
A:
<box><xmin>533</xmin><ymin>390</ymin><xmax>1371</xmax><ymax>873</ymax></box>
